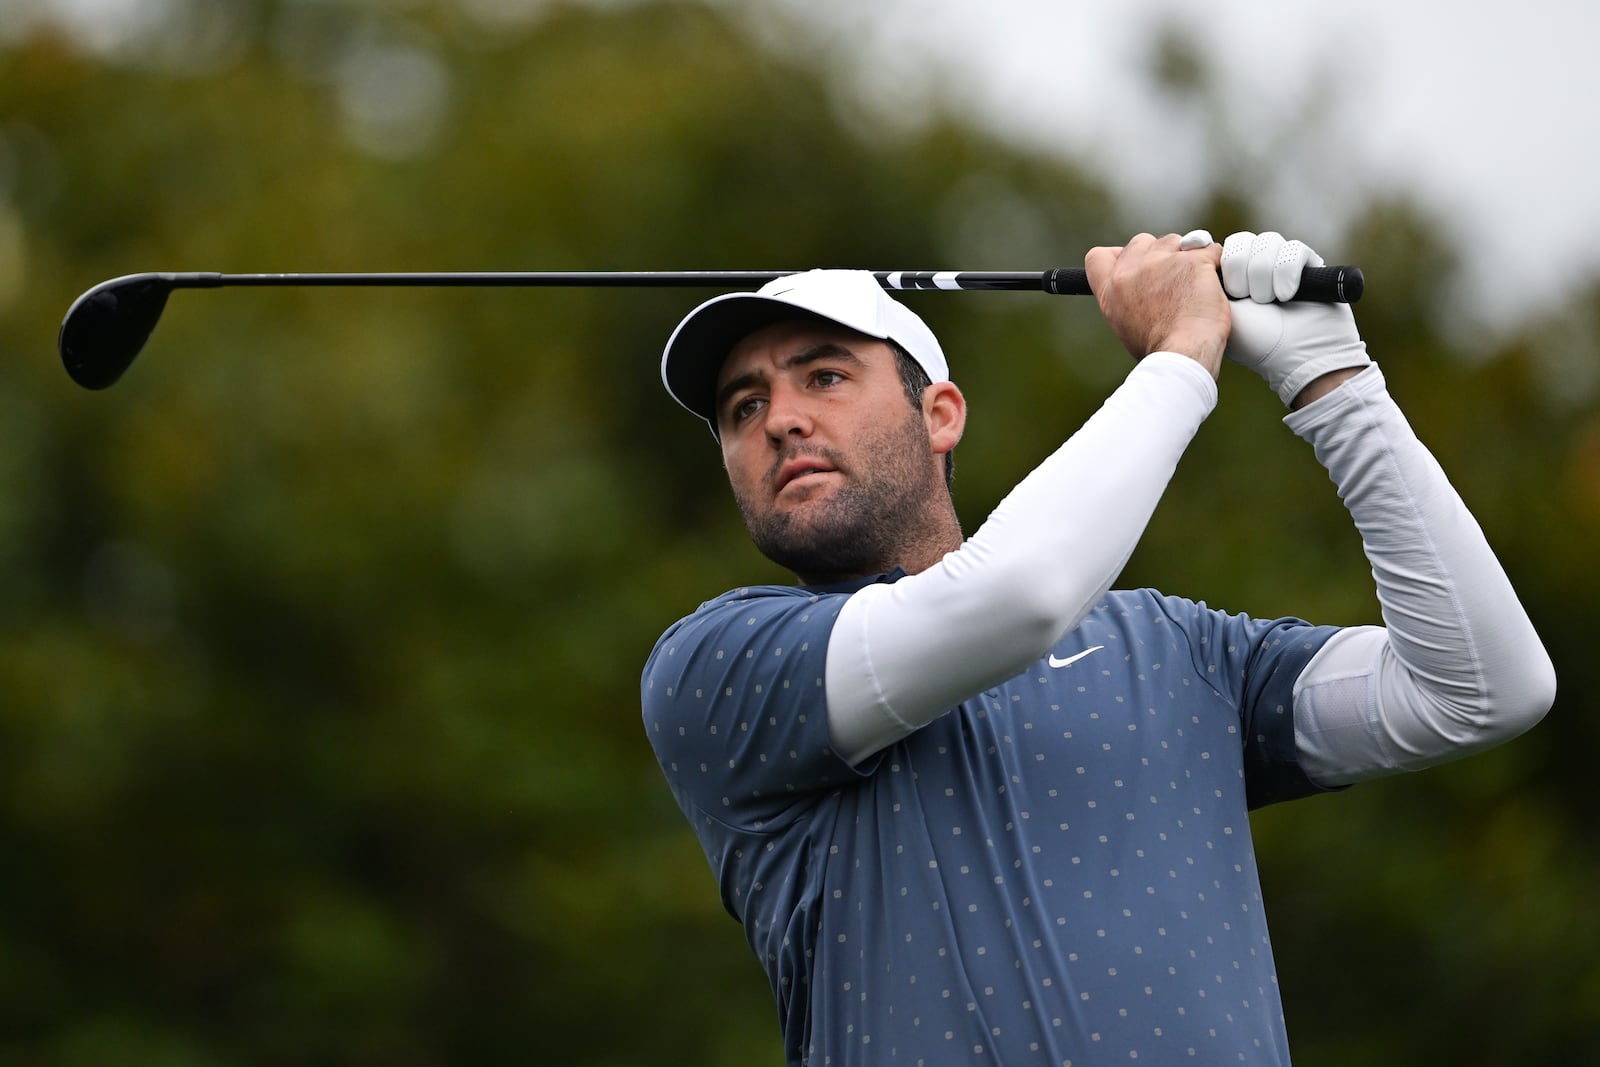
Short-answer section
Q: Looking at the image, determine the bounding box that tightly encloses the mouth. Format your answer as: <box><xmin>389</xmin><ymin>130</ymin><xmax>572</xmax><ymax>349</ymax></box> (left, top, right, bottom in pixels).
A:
<box><xmin>775</xmin><ymin>457</ymin><xmax>839</xmax><ymax>494</ymax></box>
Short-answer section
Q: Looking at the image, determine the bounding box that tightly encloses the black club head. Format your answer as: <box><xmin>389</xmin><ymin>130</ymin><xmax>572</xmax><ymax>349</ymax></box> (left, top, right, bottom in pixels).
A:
<box><xmin>58</xmin><ymin>273</ymin><xmax>177</xmax><ymax>390</ymax></box>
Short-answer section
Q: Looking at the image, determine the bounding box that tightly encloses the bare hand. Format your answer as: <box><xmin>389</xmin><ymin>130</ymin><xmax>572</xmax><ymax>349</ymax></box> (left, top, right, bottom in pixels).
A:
<box><xmin>1084</xmin><ymin>233</ymin><xmax>1229</xmax><ymax>378</ymax></box>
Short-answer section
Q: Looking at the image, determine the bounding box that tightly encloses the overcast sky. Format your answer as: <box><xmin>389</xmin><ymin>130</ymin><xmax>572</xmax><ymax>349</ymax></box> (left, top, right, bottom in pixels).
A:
<box><xmin>758</xmin><ymin>0</ymin><xmax>1598</xmax><ymax>330</ymax></box>
<box><xmin>18</xmin><ymin>0</ymin><xmax>1599</xmax><ymax>330</ymax></box>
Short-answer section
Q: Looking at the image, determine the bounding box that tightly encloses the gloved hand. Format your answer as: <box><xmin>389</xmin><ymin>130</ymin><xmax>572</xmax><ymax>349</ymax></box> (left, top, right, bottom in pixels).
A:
<box><xmin>1220</xmin><ymin>231</ymin><xmax>1372</xmax><ymax>407</ymax></box>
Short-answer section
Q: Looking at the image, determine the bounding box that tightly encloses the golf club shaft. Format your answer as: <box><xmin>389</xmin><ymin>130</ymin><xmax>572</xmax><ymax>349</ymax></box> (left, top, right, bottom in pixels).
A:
<box><xmin>114</xmin><ymin>266</ymin><xmax>1362</xmax><ymax>300</ymax></box>
<box><xmin>58</xmin><ymin>264</ymin><xmax>1366</xmax><ymax>390</ymax></box>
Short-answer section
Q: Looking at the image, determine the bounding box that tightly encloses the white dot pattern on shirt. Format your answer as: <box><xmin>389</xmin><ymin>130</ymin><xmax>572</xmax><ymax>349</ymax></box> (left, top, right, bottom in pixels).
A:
<box><xmin>643</xmin><ymin>588</ymin><xmax>1330</xmax><ymax>1065</ymax></box>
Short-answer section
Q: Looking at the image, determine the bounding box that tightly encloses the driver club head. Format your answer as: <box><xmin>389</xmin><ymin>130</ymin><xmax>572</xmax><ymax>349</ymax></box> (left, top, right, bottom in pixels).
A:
<box><xmin>58</xmin><ymin>273</ymin><xmax>177</xmax><ymax>390</ymax></box>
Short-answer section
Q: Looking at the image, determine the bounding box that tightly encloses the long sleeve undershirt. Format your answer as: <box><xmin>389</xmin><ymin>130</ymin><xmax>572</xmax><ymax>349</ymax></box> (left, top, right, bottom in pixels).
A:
<box><xmin>825</xmin><ymin>352</ymin><xmax>1217</xmax><ymax>764</ymax></box>
<box><xmin>824</xmin><ymin>357</ymin><xmax>1555</xmax><ymax>783</ymax></box>
<box><xmin>1284</xmin><ymin>365</ymin><xmax>1554</xmax><ymax>784</ymax></box>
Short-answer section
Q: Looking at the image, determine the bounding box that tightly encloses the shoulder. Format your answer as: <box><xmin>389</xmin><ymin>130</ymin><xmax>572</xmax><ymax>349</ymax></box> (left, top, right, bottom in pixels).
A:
<box><xmin>655</xmin><ymin>584</ymin><xmax>844</xmax><ymax>642</ymax></box>
<box><xmin>1114</xmin><ymin>587</ymin><xmax>1342</xmax><ymax>716</ymax></box>
<box><xmin>649</xmin><ymin>571</ymin><xmax>907</xmax><ymax>658</ymax></box>
<box><xmin>1098</xmin><ymin>588</ymin><xmax>1338</xmax><ymax>674</ymax></box>
<box><xmin>1103</xmin><ymin>587</ymin><xmax>1313</xmax><ymax>635</ymax></box>
<box><xmin>644</xmin><ymin>584</ymin><xmax>850</xmax><ymax>681</ymax></box>
<box><xmin>639</xmin><ymin>585</ymin><xmax>860</xmax><ymax>801</ymax></box>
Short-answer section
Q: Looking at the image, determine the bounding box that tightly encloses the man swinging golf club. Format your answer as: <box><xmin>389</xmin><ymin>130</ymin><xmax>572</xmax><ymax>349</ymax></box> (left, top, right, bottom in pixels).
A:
<box><xmin>641</xmin><ymin>228</ymin><xmax>1555</xmax><ymax>1066</ymax></box>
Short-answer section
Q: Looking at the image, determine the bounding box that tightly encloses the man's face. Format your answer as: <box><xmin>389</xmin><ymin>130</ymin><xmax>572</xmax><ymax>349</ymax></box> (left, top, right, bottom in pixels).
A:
<box><xmin>714</xmin><ymin>319</ymin><xmax>946</xmax><ymax>583</ymax></box>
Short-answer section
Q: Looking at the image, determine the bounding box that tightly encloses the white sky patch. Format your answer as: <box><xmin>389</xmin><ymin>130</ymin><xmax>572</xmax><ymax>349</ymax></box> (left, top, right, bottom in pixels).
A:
<box><xmin>2</xmin><ymin>0</ymin><xmax>165</xmax><ymax>52</ymax></box>
<box><xmin>335</xmin><ymin>37</ymin><xmax>454</xmax><ymax>160</ymax></box>
<box><xmin>743</xmin><ymin>0</ymin><xmax>1600</xmax><ymax>330</ymax></box>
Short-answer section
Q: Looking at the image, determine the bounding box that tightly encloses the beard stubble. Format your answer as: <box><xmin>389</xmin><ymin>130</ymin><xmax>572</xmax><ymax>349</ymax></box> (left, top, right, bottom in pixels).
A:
<box><xmin>732</xmin><ymin>406</ymin><xmax>941</xmax><ymax>583</ymax></box>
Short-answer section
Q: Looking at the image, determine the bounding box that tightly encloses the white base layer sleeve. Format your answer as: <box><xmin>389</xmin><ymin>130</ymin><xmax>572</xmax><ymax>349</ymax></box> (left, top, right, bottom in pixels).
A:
<box><xmin>1286</xmin><ymin>365</ymin><xmax>1556</xmax><ymax>785</ymax></box>
<box><xmin>825</xmin><ymin>353</ymin><xmax>1217</xmax><ymax>767</ymax></box>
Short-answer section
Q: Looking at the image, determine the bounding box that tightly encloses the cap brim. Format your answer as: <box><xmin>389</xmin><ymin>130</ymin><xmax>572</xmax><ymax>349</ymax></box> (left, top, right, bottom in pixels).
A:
<box><xmin>662</xmin><ymin>295</ymin><xmax>844</xmax><ymax>426</ymax></box>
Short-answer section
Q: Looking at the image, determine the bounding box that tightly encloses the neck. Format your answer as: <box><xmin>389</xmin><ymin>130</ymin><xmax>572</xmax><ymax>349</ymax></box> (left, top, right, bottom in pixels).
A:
<box><xmin>792</xmin><ymin>501</ymin><xmax>964</xmax><ymax>587</ymax></box>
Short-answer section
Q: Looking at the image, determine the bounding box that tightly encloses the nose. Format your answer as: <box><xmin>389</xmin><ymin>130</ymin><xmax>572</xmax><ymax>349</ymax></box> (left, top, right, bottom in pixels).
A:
<box><xmin>761</xmin><ymin>381</ymin><xmax>814</xmax><ymax>444</ymax></box>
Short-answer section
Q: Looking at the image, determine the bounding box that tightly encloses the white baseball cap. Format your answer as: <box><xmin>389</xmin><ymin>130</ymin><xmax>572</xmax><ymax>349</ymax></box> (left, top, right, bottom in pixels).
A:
<box><xmin>660</xmin><ymin>269</ymin><xmax>950</xmax><ymax>433</ymax></box>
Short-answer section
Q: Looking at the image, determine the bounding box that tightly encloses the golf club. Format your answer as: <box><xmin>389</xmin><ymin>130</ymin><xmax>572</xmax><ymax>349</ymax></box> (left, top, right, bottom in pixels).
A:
<box><xmin>58</xmin><ymin>264</ymin><xmax>1364</xmax><ymax>390</ymax></box>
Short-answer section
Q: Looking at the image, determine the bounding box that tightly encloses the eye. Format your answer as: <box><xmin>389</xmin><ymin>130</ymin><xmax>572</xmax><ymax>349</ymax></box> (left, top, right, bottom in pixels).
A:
<box><xmin>727</xmin><ymin>394</ymin><xmax>764</xmax><ymax>424</ymax></box>
<box><xmin>812</xmin><ymin>368</ymin><xmax>846</xmax><ymax>388</ymax></box>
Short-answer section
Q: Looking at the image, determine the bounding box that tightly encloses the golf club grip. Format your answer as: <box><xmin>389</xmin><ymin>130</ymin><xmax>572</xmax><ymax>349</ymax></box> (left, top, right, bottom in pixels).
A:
<box><xmin>1042</xmin><ymin>264</ymin><xmax>1364</xmax><ymax>304</ymax></box>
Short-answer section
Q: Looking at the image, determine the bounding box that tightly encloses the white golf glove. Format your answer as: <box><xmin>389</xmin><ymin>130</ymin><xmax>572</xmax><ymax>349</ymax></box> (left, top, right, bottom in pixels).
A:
<box><xmin>1220</xmin><ymin>231</ymin><xmax>1372</xmax><ymax>407</ymax></box>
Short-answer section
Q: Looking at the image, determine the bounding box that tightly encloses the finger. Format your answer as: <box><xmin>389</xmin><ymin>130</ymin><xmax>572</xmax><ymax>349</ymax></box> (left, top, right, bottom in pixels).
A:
<box><xmin>1271</xmin><ymin>239</ymin><xmax>1318</xmax><ymax>302</ymax></box>
<box><xmin>1121</xmin><ymin>232</ymin><xmax>1159</xmax><ymax>260</ymax></box>
<box><xmin>1220</xmin><ymin>231</ymin><xmax>1254</xmax><ymax>298</ymax></box>
<box><xmin>1178</xmin><ymin>228</ymin><xmax>1214</xmax><ymax>251</ymax></box>
<box><xmin>1083</xmin><ymin>244</ymin><xmax>1122</xmax><ymax>293</ymax></box>
<box><xmin>1188</xmin><ymin>241</ymin><xmax>1223</xmax><ymax>269</ymax></box>
<box><xmin>1247</xmin><ymin>231</ymin><xmax>1286</xmax><ymax>303</ymax></box>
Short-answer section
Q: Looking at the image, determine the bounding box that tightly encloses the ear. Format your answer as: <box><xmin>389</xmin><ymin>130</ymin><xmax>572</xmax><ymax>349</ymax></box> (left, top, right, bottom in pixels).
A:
<box><xmin>922</xmin><ymin>380</ymin><xmax>966</xmax><ymax>457</ymax></box>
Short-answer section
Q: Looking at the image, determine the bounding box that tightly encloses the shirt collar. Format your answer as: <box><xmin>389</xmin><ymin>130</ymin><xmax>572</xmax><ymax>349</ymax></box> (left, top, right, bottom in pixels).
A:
<box><xmin>801</xmin><ymin>567</ymin><xmax>907</xmax><ymax>596</ymax></box>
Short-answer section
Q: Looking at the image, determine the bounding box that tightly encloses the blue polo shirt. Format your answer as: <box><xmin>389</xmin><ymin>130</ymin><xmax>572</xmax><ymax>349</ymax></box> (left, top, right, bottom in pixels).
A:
<box><xmin>641</xmin><ymin>575</ymin><xmax>1340</xmax><ymax>1066</ymax></box>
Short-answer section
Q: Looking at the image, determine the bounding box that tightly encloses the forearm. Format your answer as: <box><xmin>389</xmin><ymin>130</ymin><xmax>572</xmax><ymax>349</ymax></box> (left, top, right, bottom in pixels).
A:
<box><xmin>1288</xmin><ymin>365</ymin><xmax>1556</xmax><ymax>784</ymax></box>
<box><xmin>1289</xmin><ymin>366</ymin><xmax>1363</xmax><ymax>411</ymax></box>
<box><xmin>825</xmin><ymin>353</ymin><xmax>1216</xmax><ymax>765</ymax></box>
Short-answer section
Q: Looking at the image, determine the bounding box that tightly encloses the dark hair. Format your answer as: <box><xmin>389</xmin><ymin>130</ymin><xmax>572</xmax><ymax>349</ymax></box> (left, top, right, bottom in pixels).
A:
<box><xmin>888</xmin><ymin>341</ymin><xmax>956</xmax><ymax>490</ymax></box>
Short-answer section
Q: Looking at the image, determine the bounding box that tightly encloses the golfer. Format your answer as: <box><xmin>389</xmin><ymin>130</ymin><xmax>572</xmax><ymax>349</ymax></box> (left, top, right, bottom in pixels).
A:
<box><xmin>640</xmin><ymin>229</ymin><xmax>1554</xmax><ymax>1065</ymax></box>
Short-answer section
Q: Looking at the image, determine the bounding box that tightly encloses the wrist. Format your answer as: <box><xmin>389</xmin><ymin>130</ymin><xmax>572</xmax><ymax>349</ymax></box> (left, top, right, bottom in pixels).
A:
<box><xmin>1152</xmin><ymin>331</ymin><xmax>1224</xmax><ymax>379</ymax></box>
<box><xmin>1288</xmin><ymin>366</ymin><xmax>1365</xmax><ymax>410</ymax></box>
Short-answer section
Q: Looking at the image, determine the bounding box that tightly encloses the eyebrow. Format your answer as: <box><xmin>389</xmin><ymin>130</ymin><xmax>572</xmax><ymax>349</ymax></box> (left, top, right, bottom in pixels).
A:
<box><xmin>715</xmin><ymin>341</ymin><xmax>867</xmax><ymax>419</ymax></box>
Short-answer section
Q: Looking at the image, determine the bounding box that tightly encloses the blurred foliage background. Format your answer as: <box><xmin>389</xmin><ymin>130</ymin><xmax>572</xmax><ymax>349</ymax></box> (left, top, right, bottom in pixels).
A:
<box><xmin>0</xmin><ymin>1</ymin><xmax>1596</xmax><ymax>1064</ymax></box>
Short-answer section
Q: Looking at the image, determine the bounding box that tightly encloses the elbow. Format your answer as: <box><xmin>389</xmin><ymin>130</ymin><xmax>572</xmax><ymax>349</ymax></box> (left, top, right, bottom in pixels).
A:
<box><xmin>1458</xmin><ymin>642</ymin><xmax>1557</xmax><ymax>749</ymax></box>
<box><xmin>1006</xmin><ymin>580</ymin><xmax>1088</xmax><ymax>659</ymax></box>
<box><xmin>1493</xmin><ymin>645</ymin><xmax>1557</xmax><ymax>741</ymax></box>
